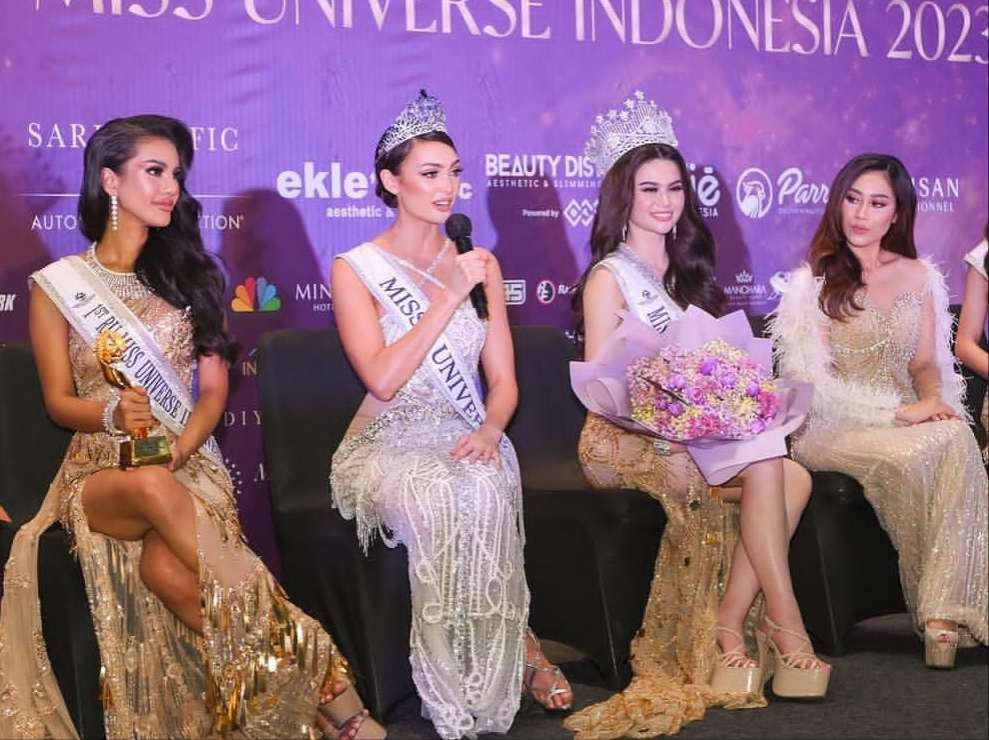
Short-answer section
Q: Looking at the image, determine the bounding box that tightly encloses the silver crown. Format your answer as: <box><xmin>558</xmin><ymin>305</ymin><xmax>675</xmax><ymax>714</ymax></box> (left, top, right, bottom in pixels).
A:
<box><xmin>376</xmin><ymin>89</ymin><xmax>448</xmax><ymax>159</ymax></box>
<box><xmin>584</xmin><ymin>90</ymin><xmax>678</xmax><ymax>177</ymax></box>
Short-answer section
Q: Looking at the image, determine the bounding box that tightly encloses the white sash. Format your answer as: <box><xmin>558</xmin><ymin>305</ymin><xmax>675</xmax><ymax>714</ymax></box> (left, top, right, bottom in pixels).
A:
<box><xmin>32</xmin><ymin>256</ymin><xmax>224</xmax><ymax>467</ymax></box>
<box><xmin>339</xmin><ymin>243</ymin><xmax>489</xmax><ymax>431</ymax></box>
<box><xmin>596</xmin><ymin>248</ymin><xmax>684</xmax><ymax>333</ymax></box>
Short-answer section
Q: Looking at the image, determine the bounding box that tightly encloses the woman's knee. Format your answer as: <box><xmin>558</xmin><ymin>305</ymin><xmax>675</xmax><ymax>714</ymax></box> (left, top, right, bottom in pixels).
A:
<box><xmin>129</xmin><ymin>467</ymin><xmax>189</xmax><ymax>520</ymax></box>
<box><xmin>783</xmin><ymin>458</ymin><xmax>812</xmax><ymax>505</ymax></box>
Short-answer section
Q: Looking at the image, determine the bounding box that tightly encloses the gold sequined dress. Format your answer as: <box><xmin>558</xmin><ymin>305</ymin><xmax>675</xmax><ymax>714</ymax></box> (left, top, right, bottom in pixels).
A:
<box><xmin>771</xmin><ymin>262</ymin><xmax>988</xmax><ymax>646</ymax></box>
<box><xmin>564</xmin><ymin>254</ymin><xmax>767</xmax><ymax>740</ymax></box>
<box><xmin>0</xmin><ymin>253</ymin><xmax>348</xmax><ymax>739</ymax></box>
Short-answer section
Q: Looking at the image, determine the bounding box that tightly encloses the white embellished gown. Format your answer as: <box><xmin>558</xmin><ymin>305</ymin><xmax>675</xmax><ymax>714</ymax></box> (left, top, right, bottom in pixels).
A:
<box><xmin>330</xmin><ymin>257</ymin><xmax>528</xmax><ymax>740</ymax></box>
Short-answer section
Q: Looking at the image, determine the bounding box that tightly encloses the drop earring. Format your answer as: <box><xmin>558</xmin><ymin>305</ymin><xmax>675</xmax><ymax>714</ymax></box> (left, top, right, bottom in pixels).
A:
<box><xmin>621</xmin><ymin>223</ymin><xmax>628</xmax><ymax>242</ymax></box>
<box><xmin>671</xmin><ymin>223</ymin><xmax>677</xmax><ymax>241</ymax></box>
<box><xmin>110</xmin><ymin>194</ymin><xmax>119</xmax><ymax>232</ymax></box>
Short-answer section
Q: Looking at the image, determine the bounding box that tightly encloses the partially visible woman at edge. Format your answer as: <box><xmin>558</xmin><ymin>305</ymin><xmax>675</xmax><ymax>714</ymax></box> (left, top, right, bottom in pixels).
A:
<box><xmin>329</xmin><ymin>91</ymin><xmax>572</xmax><ymax>740</ymax></box>
<box><xmin>0</xmin><ymin>115</ymin><xmax>383</xmax><ymax>740</ymax></box>
<box><xmin>771</xmin><ymin>153</ymin><xmax>988</xmax><ymax>668</ymax></box>
<box><xmin>564</xmin><ymin>92</ymin><xmax>830</xmax><ymax>740</ymax></box>
<box><xmin>954</xmin><ymin>222</ymin><xmax>988</xmax><ymax>462</ymax></box>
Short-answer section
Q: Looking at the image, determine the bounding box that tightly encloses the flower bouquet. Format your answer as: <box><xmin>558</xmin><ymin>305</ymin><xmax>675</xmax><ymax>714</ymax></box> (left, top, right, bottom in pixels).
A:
<box><xmin>570</xmin><ymin>307</ymin><xmax>812</xmax><ymax>484</ymax></box>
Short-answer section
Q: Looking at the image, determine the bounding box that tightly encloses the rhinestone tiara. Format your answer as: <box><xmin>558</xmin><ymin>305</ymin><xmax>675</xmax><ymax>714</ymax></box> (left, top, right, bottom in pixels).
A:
<box><xmin>375</xmin><ymin>89</ymin><xmax>448</xmax><ymax>160</ymax></box>
<box><xmin>584</xmin><ymin>90</ymin><xmax>678</xmax><ymax>177</ymax></box>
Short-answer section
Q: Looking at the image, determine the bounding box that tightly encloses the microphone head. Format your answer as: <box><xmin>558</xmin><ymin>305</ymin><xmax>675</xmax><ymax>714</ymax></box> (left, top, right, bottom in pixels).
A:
<box><xmin>444</xmin><ymin>213</ymin><xmax>472</xmax><ymax>240</ymax></box>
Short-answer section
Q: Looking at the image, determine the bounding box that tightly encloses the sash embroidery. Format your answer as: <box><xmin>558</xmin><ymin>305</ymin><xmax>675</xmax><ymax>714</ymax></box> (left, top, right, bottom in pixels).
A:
<box><xmin>598</xmin><ymin>252</ymin><xmax>683</xmax><ymax>333</ymax></box>
<box><xmin>339</xmin><ymin>243</ymin><xmax>488</xmax><ymax>430</ymax></box>
<box><xmin>33</xmin><ymin>256</ymin><xmax>224</xmax><ymax>467</ymax></box>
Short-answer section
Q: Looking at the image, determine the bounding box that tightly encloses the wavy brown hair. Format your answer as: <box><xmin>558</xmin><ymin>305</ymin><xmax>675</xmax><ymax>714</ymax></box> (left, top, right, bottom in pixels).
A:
<box><xmin>572</xmin><ymin>143</ymin><xmax>725</xmax><ymax>345</ymax></box>
<box><xmin>810</xmin><ymin>153</ymin><xmax>918</xmax><ymax>320</ymax></box>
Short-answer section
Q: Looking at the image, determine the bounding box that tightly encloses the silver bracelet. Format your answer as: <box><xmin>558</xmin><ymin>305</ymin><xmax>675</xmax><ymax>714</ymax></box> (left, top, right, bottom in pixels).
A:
<box><xmin>653</xmin><ymin>438</ymin><xmax>673</xmax><ymax>456</ymax></box>
<box><xmin>102</xmin><ymin>392</ymin><xmax>123</xmax><ymax>436</ymax></box>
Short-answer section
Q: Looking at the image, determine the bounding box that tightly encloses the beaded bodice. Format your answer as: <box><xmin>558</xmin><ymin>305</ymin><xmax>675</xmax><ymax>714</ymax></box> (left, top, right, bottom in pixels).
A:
<box><xmin>64</xmin><ymin>249</ymin><xmax>196</xmax><ymax>400</ymax></box>
<box><xmin>828</xmin><ymin>289</ymin><xmax>924</xmax><ymax>404</ymax></box>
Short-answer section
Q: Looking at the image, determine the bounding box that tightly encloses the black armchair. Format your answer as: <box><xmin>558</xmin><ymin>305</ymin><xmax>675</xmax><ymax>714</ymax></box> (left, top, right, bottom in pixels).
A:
<box><xmin>0</xmin><ymin>343</ymin><xmax>104</xmax><ymax>738</ymax></box>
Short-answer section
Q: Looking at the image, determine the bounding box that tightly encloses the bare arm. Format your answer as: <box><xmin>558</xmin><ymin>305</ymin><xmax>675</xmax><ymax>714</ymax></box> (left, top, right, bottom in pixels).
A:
<box><xmin>581</xmin><ymin>267</ymin><xmax>627</xmax><ymax>362</ymax></box>
<box><xmin>955</xmin><ymin>267</ymin><xmax>988</xmax><ymax>380</ymax></box>
<box><xmin>29</xmin><ymin>284</ymin><xmax>106</xmax><ymax>432</ymax></box>
<box><xmin>169</xmin><ymin>353</ymin><xmax>228</xmax><ymax>470</ymax></box>
<box><xmin>331</xmin><ymin>251</ymin><xmax>484</xmax><ymax>401</ymax></box>
<box><xmin>897</xmin><ymin>288</ymin><xmax>955</xmax><ymax>423</ymax></box>
<box><xmin>475</xmin><ymin>252</ymin><xmax>517</xmax><ymax>434</ymax></box>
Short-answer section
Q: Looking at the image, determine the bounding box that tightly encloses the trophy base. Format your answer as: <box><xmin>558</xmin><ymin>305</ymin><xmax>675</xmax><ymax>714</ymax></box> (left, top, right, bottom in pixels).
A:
<box><xmin>119</xmin><ymin>436</ymin><xmax>173</xmax><ymax>468</ymax></box>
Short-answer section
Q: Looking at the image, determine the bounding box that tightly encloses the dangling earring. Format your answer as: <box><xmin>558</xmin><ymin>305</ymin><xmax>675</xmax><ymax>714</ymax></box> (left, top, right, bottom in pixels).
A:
<box><xmin>671</xmin><ymin>223</ymin><xmax>677</xmax><ymax>241</ymax></box>
<box><xmin>621</xmin><ymin>223</ymin><xmax>628</xmax><ymax>242</ymax></box>
<box><xmin>110</xmin><ymin>194</ymin><xmax>119</xmax><ymax>232</ymax></box>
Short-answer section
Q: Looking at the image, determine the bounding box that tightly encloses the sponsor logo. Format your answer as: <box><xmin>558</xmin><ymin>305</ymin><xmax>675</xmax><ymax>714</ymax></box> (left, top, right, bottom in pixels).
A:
<box><xmin>688</xmin><ymin>163</ymin><xmax>721</xmax><ymax>218</ymax></box>
<box><xmin>564</xmin><ymin>198</ymin><xmax>597</xmax><ymax>227</ymax></box>
<box><xmin>240</xmin><ymin>347</ymin><xmax>258</xmax><ymax>376</ymax></box>
<box><xmin>736</xmin><ymin>166</ymin><xmax>829</xmax><ymax>218</ymax></box>
<box><xmin>724</xmin><ymin>269</ymin><xmax>769</xmax><ymax>306</ymax></box>
<box><xmin>277</xmin><ymin>161</ymin><xmax>472</xmax><ymax>207</ymax></box>
<box><xmin>27</xmin><ymin>122</ymin><xmax>238</xmax><ymax>152</ymax></box>
<box><xmin>231</xmin><ymin>277</ymin><xmax>282</xmax><ymax>312</ymax></box>
<box><xmin>769</xmin><ymin>271</ymin><xmax>792</xmax><ymax>301</ymax></box>
<box><xmin>535</xmin><ymin>279</ymin><xmax>557</xmax><ymax>304</ymax></box>
<box><xmin>504</xmin><ymin>280</ymin><xmax>526</xmax><ymax>306</ymax></box>
<box><xmin>0</xmin><ymin>294</ymin><xmax>16</xmax><ymax>312</ymax></box>
<box><xmin>295</xmin><ymin>282</ymin><xmax>333</xmax><ymax>312</ymax></box>
<box><xmin>913</xmin><ymin>176</ymin><xmax>961</xmax><ymax>213</ymax></box>
<box><xmin>485</xmin><ymin>153</ymin><xmax>596</xmax><ymax>189</ymax></box>
<box><xmin>222</xmin><ymin>409</ymin><xmax>262</xmax><ymax>428</ymax></box>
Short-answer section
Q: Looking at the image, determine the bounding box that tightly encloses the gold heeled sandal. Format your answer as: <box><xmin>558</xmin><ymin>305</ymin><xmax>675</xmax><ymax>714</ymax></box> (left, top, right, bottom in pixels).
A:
<box><xmin>709</xmin><ymin>626</ymin><xmax>762</xmax><ymax>695</ymax></box>
<box><xmin>318</xmin><ymin>685</ymin><xmax>387</xmax><ymax>740</ymax></box>
<box><xmin>755</xmin><ymin>617</ymin><xmax>831</xmax><ymax>700</ymax></box>
<box><xmin>924</xmin><ymin>627</ymin><xmax>958</xmax><ymax>669</ymax></box>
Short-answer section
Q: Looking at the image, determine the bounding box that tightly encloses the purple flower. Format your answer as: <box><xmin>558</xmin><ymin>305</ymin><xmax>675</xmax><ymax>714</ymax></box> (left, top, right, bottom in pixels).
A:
<box><xmin>700</xmin><ymin>359</ymin><xmax>718</xmax><ymax>375</ymax></box>
<box><xmin>668</xmin><ymin>374</ymin><xmax>687</xmax><ymax>390</ymax></box>
<box><xmin>721</xmin><ymin>373</ymin><xmax>738</xmax><ymax>389</ymax></box>
<box><xmin>668</xmin><ymin>402</ymin><xmax>684</xmax><ymax>416</ymax></box>
<box><xmin>687</xmin><ymin>387</ymin><xmax>705</xmax><ymax>403</ymax></box>
<box><xmin>746</xmin><ymin>381</ymin><xmax>761</xmax><ymax>397</ymax></box>
<box><xmin>748</xmin><ymin>419</ymin><xmax>766</xmax><ymax>434</ymax></box>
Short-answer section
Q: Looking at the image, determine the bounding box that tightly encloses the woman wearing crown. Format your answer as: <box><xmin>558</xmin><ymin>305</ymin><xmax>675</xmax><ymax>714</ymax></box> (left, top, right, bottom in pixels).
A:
<box><xmin>329</xmin><ymin>91</ymin><xmax>572</xmax><ymax>740</ymax></box>
<box><xmin>771</xmin><ymin>154</ymin><xmax>987</xmax><ymax>668</ymax></box>
<box><xmin>0</xmin><ymin>115</ymin><xmax>382</xmax><ymax>740</ymax></box>
<box><xmin>564</xmin><ymin>93</ymin><xmax>830</xmax><ymax>739</ymax></box>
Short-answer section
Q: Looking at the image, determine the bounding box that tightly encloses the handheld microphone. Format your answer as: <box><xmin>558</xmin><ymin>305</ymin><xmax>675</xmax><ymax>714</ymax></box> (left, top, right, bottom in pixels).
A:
<box><xmin>444</xmin><ymin>213</ymin><xmax>489</xmax><ymax>320</ymax></box>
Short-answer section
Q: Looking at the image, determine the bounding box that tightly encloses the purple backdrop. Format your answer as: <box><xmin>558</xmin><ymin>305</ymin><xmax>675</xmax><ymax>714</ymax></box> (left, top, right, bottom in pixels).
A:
<box><xmin>2</xmin><ymin>0</ymin><xmax>987</xmax><ymax>569</ymax></box>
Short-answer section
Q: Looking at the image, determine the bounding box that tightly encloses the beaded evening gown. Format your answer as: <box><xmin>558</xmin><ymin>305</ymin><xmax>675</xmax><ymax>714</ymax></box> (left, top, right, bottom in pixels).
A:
<box><xmin>330</xmin><ymin>246</ymin><xmax>528</xmax><ymax>740</ymax></box>
<box><xmin>771</xmin><ymin>263</ymin><xmax>988</xmax><ymax>646</ymax></box>
<box><xmin>564</xmin><ymin>251</ymin><xmax>767</xmax><ymax>740</ymax></box>
<box><xmin>0</xmin><ymin>251</ymin><xmax>349</xmax><ymax>739</ymax></box>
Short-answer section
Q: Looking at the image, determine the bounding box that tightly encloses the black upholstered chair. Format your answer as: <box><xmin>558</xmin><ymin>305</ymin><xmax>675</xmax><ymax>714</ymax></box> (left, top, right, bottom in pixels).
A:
<box><xmin>257</xmin><ymin>325</ymin><xmax>666</xmax><ymax>723</ymax></box>
<box><xmin>0</xmin><ymin>342</ymin><xmax>105</xmax><ymax>738</ymax></box>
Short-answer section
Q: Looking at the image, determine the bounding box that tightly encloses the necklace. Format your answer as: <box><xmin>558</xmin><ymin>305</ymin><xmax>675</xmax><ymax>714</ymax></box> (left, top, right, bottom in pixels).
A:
<box><xmin>618</xmin><ymin>242</ymin><xmax>669</xmax><ymax>294</ymax></box>
<box><xmin>394</xmin><ymin>239</ymin><xmax>453</xmax><ymax>288</ymax></box>
<box><xmin>86</xmin><ymin>242</ymin><xmax>154</xmax><ymax>301</ymax></box>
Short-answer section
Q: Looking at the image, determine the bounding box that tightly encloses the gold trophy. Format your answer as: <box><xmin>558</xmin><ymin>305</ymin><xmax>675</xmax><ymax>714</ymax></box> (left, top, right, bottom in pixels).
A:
<box><xmin>96</xmin><ymin>330</ymin><xmax>173</xmax><ymax>468</ymax></box>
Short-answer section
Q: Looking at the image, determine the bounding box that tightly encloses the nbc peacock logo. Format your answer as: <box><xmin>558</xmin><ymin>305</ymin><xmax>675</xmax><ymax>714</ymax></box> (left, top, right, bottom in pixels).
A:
<box><xmin>231</xmin><ymin>277</ymin><xmax>281</xmax><ymax>312</ymax></box>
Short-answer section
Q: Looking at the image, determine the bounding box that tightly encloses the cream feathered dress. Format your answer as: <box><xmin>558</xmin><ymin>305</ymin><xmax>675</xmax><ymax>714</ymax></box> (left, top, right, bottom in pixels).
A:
<box><xmin>770</xmin><ymin>261</ymin><xmax>987</xmax><ymax>645</ymax></box>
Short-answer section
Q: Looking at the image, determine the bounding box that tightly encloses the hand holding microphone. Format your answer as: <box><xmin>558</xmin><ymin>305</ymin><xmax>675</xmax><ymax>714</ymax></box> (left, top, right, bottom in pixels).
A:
<box><xmin>444</xmin><ymin>214</ymin><xmax>489</xmax><ymax>320</ymax></box>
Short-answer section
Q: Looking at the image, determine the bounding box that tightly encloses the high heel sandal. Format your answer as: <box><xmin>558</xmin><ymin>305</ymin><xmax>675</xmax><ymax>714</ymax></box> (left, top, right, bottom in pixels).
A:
<box><xmin>924</xmin><ymin>627</ymin><xmax>958</xmax><ymax>669</ymax></box>
<box><xmin>709</xmin><ymin>626</ymin><xmax>762</xmax><ymax>695</ymax></box>
<box><xmin>755</xmin><ymin>616</ymin><xmax>831</xmax><ymax>700</ymax></box>
<box><xmin>318</xmin><ymin>684</ymin><xmax>387</xmax><ymax>739</ymax></box>
<box><xmin>523</xmin><ymin>629</ymin><xmax>573</xmax><ymax>712</ymax></box>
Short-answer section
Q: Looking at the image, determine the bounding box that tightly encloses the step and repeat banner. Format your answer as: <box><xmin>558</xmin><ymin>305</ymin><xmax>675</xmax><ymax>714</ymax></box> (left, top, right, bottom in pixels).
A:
<box><xmin>2</xmin><ymin>1</ymin><xmax>987</xmax><ymax>568</ymax></box>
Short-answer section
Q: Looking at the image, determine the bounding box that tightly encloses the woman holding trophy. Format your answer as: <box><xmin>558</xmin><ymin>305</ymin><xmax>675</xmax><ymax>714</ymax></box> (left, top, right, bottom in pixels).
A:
<box><xmin>564</xmin><ymin>93</ymin><xmax>830</xmax><ymax>738</ymax></box>
<box><xmin>0</xmin><ymin>115</ymin><xmax>383</xmax><ymax>739</ymax></box>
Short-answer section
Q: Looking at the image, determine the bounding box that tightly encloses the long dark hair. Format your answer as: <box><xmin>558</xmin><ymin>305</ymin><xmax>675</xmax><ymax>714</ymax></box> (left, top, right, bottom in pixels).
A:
<box><xmin>809</xmin><ymin>153</ymin><xmax>918</xmax><ymax>320</ymax></box>
<box><xmin>373</xmin><ymin>131</ymin><xmax>458</xmax><ymax>208</ymax></box>
<box><xmin>79</xmin><ymin>115</ymin><xmax>237</xmax><ymax>362</ymax></box>
<box><xmin>572</xmin><ymin>143</ymin><xmax>725</xmax><ymax>343</ymax></box>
